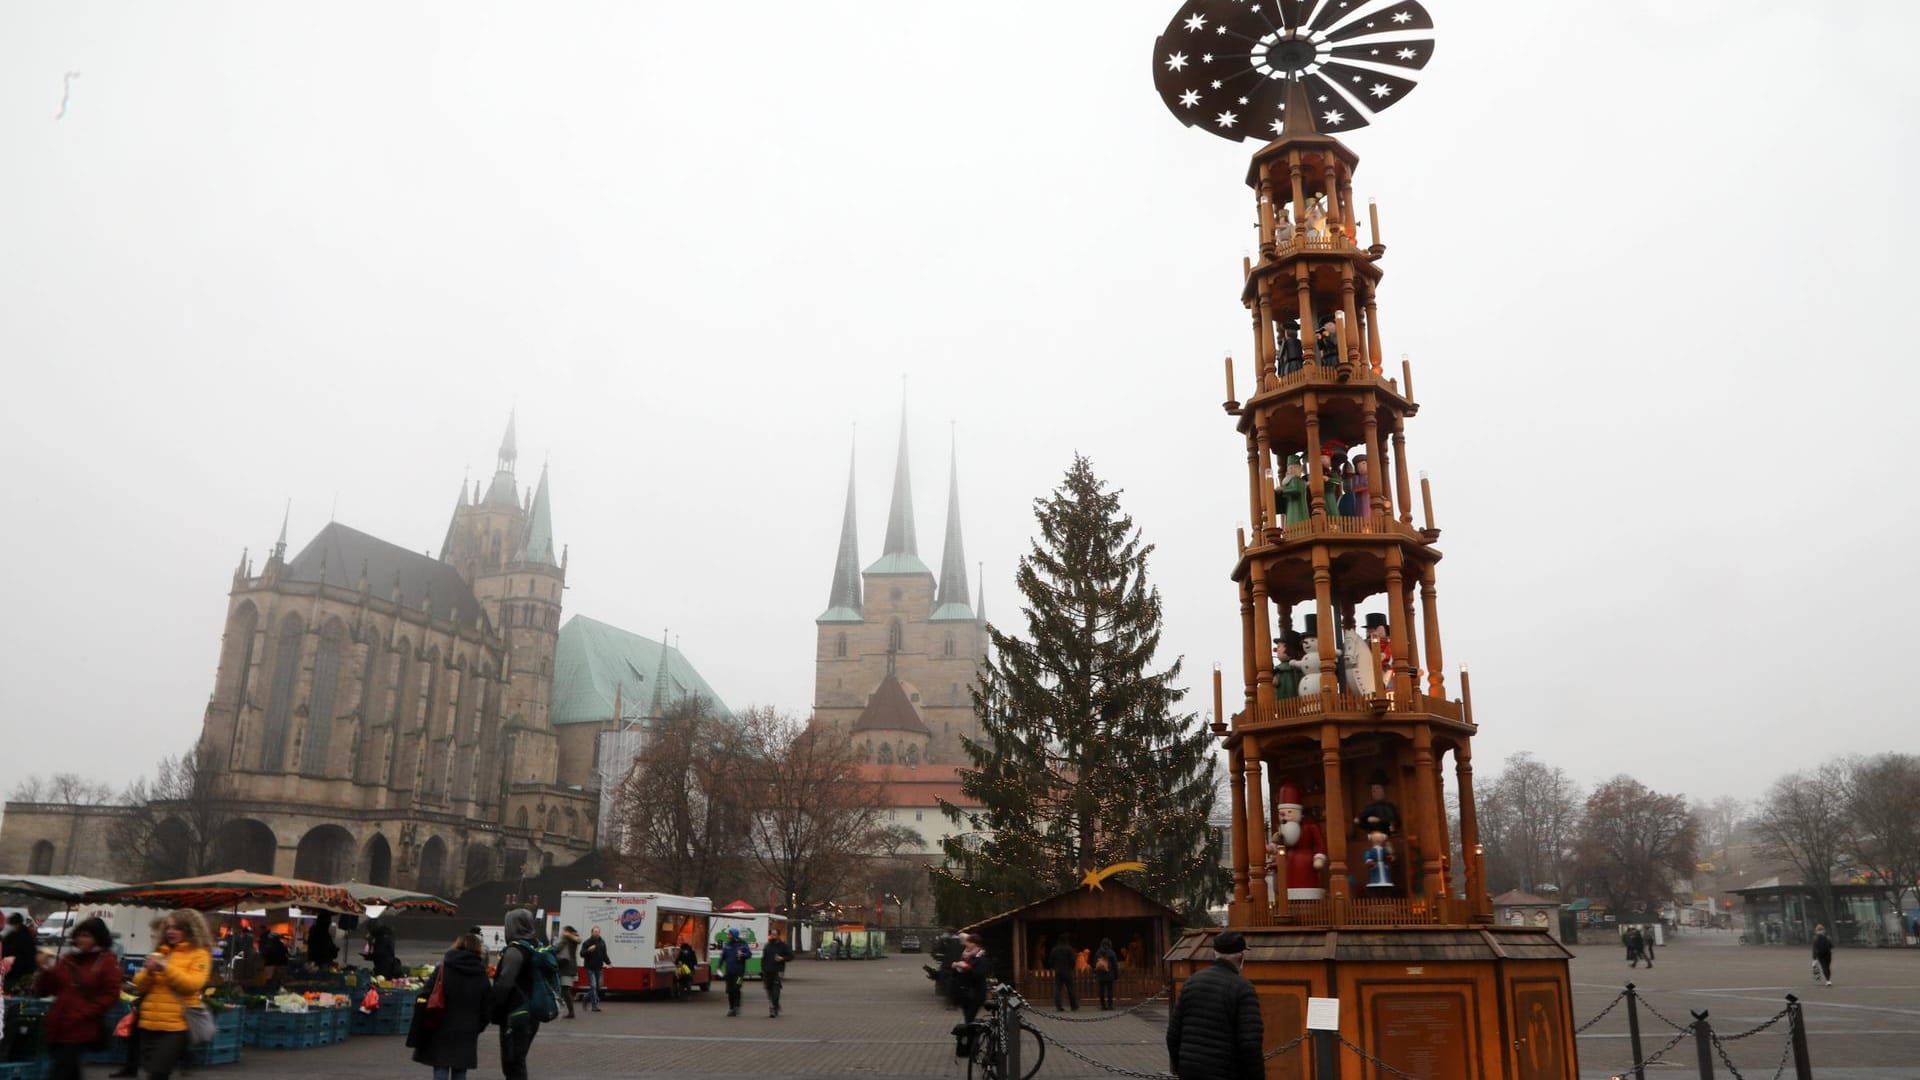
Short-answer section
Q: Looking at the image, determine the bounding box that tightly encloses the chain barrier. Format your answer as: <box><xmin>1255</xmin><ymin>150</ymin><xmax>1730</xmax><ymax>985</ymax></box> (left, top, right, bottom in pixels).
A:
<box><xmin>1573</xmin><ymin>989</ymin><xmax>1627</xmax><ymax>1035</ymax></box>
<box><xmin>1609</xmin><ymin>1024</ymin><xmax>1696</xmax><ymax>1076</ymax></box>
<box><xmin>1635</xmin><ymin>994</ymin><xmax>1695</xmax><ymax>1034</ymax></box>
<box><xmin>1721</xmin><ymin>1006</ymin><xmax>1792</xmax><ymax>1042</ymax></box>
<box><xmin>1763</xmin><ymin>1025</ymin><xmax>1796</xmax><ymax>1080</ymax></box>
<box><xmin>1025</xmin><ymin>984</ymin><xmax>1172</xmax><ymax>1023</ymax></box>
<box><xmin>1336</xmin><ymin>1033</ymin><xmax>1427</xmax><ymax>1080</ymax></box>
<box><xmin>1708</xmin><ymin>1028</ymin><xmax>1750</xmax><ymax>1080</ymax></box>
<box><xmin>1027</xmin><ymin>1027</ymin><xmax>1303</xmax><ymax>1080</ymax></box>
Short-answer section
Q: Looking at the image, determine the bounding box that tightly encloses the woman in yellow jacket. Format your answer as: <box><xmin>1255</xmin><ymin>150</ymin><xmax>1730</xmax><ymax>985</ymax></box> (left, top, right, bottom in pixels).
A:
<box><xmin>132</xmin><ymin>909</ymin><xmax>213</xmax><ymax>1080</ymax></box>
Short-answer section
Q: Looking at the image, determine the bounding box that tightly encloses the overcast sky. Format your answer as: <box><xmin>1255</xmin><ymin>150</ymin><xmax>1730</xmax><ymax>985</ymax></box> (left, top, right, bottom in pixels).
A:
<box><xmin>3</xmin><ymin>1</ymin><xmax>1915</xmax><ymax>809</ymax></box>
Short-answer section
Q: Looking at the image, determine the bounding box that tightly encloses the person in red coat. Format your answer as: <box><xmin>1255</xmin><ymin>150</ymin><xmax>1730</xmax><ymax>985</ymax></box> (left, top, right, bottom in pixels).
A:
<box><xmin>33</xmin><ymin>916</ymin><xmax>124</xmax><ymax>1080</ymax></box>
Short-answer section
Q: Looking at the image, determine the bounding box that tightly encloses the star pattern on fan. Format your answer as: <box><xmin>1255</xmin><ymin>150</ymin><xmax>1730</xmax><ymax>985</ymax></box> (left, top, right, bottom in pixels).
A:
<box><xmin>1151</xmin><ymin>0</ymin><xmax>1435</xmax><ymax>142</ymax></box>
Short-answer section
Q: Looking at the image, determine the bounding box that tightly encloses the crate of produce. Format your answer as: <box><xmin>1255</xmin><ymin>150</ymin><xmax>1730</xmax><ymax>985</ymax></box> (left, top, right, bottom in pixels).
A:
<box><xmin>349</xmin><ymin>987</ymin><xmax>417</xmax><ymax>1035</ymax></box>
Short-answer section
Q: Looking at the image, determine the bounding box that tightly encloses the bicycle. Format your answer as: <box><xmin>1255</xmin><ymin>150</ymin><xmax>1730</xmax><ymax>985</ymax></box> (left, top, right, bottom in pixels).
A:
<box><xmin>959</xmin><ymin>981</ymin><xmax>1045</xmax><ymax>1080</ymax></box>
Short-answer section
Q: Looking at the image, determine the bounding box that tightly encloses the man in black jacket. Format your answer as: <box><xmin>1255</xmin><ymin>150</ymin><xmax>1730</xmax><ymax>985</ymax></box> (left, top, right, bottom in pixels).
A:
<box><xmin>1047</xmin><ymin>934</ymin><xmax>1079</xmax><ymax>1011</ymax></box>
<box><xmin>1167</xmin><ymin>930</ymin><xmax>1264</xmax><ymax>1080</ymax></box>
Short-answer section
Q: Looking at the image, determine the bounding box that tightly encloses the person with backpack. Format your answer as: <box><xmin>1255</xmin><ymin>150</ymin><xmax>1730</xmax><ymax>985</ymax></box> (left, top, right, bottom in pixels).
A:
<box><xmin>555</xmin><ymin>928</ymin><xmax>580</xmax><ymax>1020</ymax></box>
<box><xmin>761</xmin><ymin>928</ymin><xmax>793</xmax><ymax>1018</ymax></box>
<box><xmin>578</xmin><ymin>928</ymin><xmax>607</xmax><ymax>1013</ymax></box>
<box><xmin>718</xmin><ymin>929</ymin><xmax>752</xmax><ymax>1017</ymax></box>
<box><xmin>1093</xmin><ymin>937</ymin><xmax>1122</xmax><ymax>1010</ymax></box>
<box><xmin>490</xmin><ymin>909</ymin><xmax>558</xmax><ymax>1080</ymax></box>
<box><xmin>672</xmin><ymin>942</ymin><xmax>698</xmax><ymax>1002</ymax></box>
<box><xmin>32</xmin><ymin>916</ymin><xmax>121</xmax><ymax>1080</ymax></box>
<box><xmin>408</xmin><ymin>933</ymin><xmax>490</xmax><ymax>1080</ymax></box>
<box><xmin>1812</xmin><ymin>923</ymin><xmax>1834</xmax><ymax>986</ymax></box>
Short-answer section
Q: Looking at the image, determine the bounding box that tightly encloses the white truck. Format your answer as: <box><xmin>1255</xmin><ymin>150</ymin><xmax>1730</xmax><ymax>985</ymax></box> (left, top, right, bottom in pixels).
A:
<box><xmin>557</xmin><ymin>891</ymin><xmax>712</xmax><ymax>996</ymax></box>
<box><xmin>36</xmin><ymin>905</ymin><xmax>159</xmax><ymax>954</ymax></box>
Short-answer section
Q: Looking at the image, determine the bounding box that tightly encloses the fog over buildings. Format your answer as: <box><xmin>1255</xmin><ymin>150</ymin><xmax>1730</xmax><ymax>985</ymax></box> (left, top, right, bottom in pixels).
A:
<box><xmin>2</xmin><ymin>1</ymin><xmax>1914</xmax><ymax>807</ymax></box>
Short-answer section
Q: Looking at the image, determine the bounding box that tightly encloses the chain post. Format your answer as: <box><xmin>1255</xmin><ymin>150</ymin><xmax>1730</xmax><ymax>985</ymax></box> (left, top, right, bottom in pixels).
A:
<box><xmin>1625</xmin><ymin>983</ymin><xmax>1646</xmax><ymax>1080</ymax></box>
<box><xmin>1313</xmin><ymin>1029</ymin><xmax>1338</xmax><ymax>1080</ymax></box>
<box><xmin>1003</xmin><ymin>985</ymin><xmax>1024</xmax><ymax>1080</ymax></box>
<box><xmin>1786</xmin><ymin>994</ymin><xmax>1812</xmax><ymax>1080</ymax></box>
<box><xmin>1691</xmin><ymin>1010</ymin><xmax>1715</xmax><ymax>1079</ymax></box>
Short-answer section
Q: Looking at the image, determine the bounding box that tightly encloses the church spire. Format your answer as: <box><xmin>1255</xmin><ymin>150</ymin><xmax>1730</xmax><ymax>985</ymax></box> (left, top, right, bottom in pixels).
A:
<box><xmin>483</xmin><ymin>410</ymin><xmax>520</xmax><ymax>507</ymax></box>
<box><xmin>932</xmin><ymin>433</ymin><xmax>973</xmax><ymax>621</ymax></box>
<box><xmin>819</xmin><ymin>444</ymin><xmax>863</xmax><ymax>622</ymax></box>
<box><xmin>515</xmin><ymin>461</ymin><xmax>557</xmax><ymax>566</ymax></box>
<box><xmin>497</xmin><ymin>409</ymin><xmax>518</xmax><ymax>472</ymax></box>
<box><xmin>881</xmin><ymin>406</ymin><xmax>917</xmax><ymax>558</ymax></box>
<box><xmin>437</xmin><ymin>473</ymin><xmax>469</xmax><ymax>561</ymax></box>
<box><xmin>271</xmin><ymin>500</ymin><xmax>290</xmax><ymax>562</ymax></box>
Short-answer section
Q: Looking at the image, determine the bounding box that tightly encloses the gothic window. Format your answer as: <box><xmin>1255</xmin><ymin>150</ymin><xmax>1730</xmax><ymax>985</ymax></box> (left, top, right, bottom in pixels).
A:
<box><xmin>944</xmin><ymin>633</ymin><xmax>955</xmax><ymax>658</ymax></box>
<box><xmin>503</xmin><ymin>606</ymin><xmax>513</xmax><ymax>628</ymax></box>
<box><xmin>515</xmin><ymin>806</ymin><xmax>529</xmax><ymax>830</ymax></box>
<box><xmin>300</xmin><ymin>620</ymin><xmax>347</xmax><ymax>776</ymax></box>
<box><xmin>903</xmin><ymin>744</ymin><xmax>919</xmax><ymax>766</ymax></box>
<box><xmin>260</xmin><ymin>613</ymin><xmax>305</xmax><ymax>771</ymax></box>
<box><xmin>877</xmin><ymin>744</ymin><xmax>895</xmax><ymax>765</ymax></box>
<box><xmin>835</xmin><ymin>633</ymin><xmax>847</xmax><ymax>658</ymax></box>
<box><xmin>889</xmin><ymin>619</ymin><xmax>903</xmax><ymax>651</ymax></box>
<box><xmin>546</xmin><ymin>808</ymin><xmax>560</xmax><ymax>833</ymax></box>
<box><xmin>223</xmin><ymin>602</ymin><xmax>259</xmax><ymax>711</ymax></box>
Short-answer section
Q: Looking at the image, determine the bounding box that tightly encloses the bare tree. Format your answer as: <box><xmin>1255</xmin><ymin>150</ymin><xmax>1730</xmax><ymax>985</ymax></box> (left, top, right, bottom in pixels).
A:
<box><xmin>1570</xmin><ymin>775</ymin><xmax>1697</xmax><ymax>914</ymax></box>
<box><xmin>741</xmin><ymin>708</ymin><xmax>899</xmax><ymax>913</ymax></box>
<box><xmin>111</xmin><ymin>741</ymin><xmax>233</xmax><ymax>878</ymax></box>
<box><xmin>9</xmin><ymin>772</ymin><xmax>117</xmax><ymax>806</ymax></box>
<box><xmin>1692</xmin><ymin>795</ymin><xmax>1749</xmax><ymax>871</ymax></box>
<box><xmin>1476</xmin><ymin>753</ymin><xmax>1583</xmax><ymax>894</ymax></box>
<box><xmin>1842</xmin><ymin>754</ymin><xmax>1920</xmax><ymax>913</ymax></box>
<box><xmin>607</xmin><ymin>697</ymin><xmax>751</xmax><ymax>898</ymax></box>
<box><xmin>1751</xmin><ymin>763</ymin><xmax>1852</xmax><ymax>930</ymax></box>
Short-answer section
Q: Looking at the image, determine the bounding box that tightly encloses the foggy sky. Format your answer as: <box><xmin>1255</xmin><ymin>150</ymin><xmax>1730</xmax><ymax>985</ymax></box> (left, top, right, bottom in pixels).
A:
<box><xmin>3</xmin><ymin>1</ymin><xmax>1915</xmax><ymax>810</ymax></box>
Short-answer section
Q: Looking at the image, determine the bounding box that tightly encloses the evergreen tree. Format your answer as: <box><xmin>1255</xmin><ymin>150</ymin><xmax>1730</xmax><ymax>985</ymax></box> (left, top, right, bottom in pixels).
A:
<box><xmin>935</xmin><ymin>456</ymin><xmax>1223</xmax><ymax>924</ymax></box>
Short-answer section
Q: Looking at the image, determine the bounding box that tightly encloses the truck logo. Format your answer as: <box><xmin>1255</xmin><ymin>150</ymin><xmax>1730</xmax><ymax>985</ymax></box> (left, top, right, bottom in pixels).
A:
<box><xmin>619</xmin><ymin>908</ymin><xmax>644</xmax><ymax>931</ymax></box>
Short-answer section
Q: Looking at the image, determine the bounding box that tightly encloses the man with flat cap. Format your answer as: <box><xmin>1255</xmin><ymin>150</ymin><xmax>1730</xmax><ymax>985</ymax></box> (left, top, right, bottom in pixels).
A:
<box><xmin>1167</xmin><ymin>930</ymin><xmax>1264</xmax><ymax>1080</ymax></box>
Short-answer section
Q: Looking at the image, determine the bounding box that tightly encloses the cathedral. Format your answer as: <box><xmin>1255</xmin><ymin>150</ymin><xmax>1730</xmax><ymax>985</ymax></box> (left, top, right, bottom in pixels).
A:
<box><xmin>814</xmin><ymin>413</ymin><xmax>988</xmax><ymax>766</ymax></box>
<box><xmin>0</xmin><ymin>414</ymin><xmax>727</xmax><ymax>898</ymax></box>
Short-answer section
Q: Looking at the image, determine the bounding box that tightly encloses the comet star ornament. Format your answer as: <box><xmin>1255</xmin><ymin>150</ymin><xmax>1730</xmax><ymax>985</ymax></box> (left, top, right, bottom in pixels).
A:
<box><xmin>1152</xmin><ymin>0</ymin><xmax>1433</xmax><ymax>140</ymax></box>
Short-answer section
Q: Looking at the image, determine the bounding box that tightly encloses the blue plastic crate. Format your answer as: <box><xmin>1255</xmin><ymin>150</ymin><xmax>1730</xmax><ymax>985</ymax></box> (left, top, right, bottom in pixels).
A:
<box><xmin>0</xmin><ymin>1061</ymin><xmax>44</xmax><ymax>1080</ymax></box>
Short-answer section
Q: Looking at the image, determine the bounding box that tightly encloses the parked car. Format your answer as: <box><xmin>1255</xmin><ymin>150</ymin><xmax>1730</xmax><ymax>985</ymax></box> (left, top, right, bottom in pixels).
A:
<box><xmin>900</xmin><ymin>933</ymin><xmax>922</xmax><ymax>953</ymax></box>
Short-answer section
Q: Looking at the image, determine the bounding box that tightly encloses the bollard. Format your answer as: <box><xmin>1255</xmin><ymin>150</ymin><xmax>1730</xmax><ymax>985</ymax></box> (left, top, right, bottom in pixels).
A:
<box><xmin>1786</xmin><ymin>994</ymin><xmax>1812</xmax><ymax>1080</ymax></box>
<box><xmin>1002</xmin><ymin>990</ymin><xmax>1023</xmax><ymax>1080</ymax></box>
<box><xmin>1313</xmin><ymin>1028</ymin><xmax>1338</xmax><ymax>1080</ymax></box>
<box><xmin>1691</xmin><ymin>1009</ymin><xmax>1714</xmax><ymax>1078</ymax></box>
<box><xmin>1624</xmin><ymin>983</ymin><xmax>1646</xmax><ymax>1080</ymax></box>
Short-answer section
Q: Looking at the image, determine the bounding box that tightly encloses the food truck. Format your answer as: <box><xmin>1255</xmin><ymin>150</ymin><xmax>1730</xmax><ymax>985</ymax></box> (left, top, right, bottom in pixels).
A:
<box><xmin>557</xmin><ymin>891</ymin><xmax>712</xmax><ymax>994</ymax></box>
<box><xmin>706</xmin><ymin>912</ymin><xmax>789</xmax><ymax>978</ymax></box>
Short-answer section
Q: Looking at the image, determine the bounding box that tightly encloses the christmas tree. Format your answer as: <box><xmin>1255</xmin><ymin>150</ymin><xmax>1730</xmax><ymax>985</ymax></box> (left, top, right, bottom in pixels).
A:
<box><xmin>935</xmin><ymin>455</ymin><xmax>1224</xmax><ymax>924</ymax></box>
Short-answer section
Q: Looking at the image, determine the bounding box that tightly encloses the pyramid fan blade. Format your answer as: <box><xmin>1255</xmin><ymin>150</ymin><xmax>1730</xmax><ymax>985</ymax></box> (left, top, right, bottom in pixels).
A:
<box><xmin>1318</xmin><ymin>62</ymin><xmax>1420</xmax><ymax>114</ymax></box>
<box><xmin>1326</xmin><ymin>0</ymin><xmax>1435</xmax><ymax>43</ymax></box>
<box><xmin>1329</xmin><ymin>38</ymin><xmax>1434</xmax><ymax>71</ymax></box>
<box><xmin>1302</xmin><ymin>72</ymin><xmax>1373</xmax><ymax>131</ymax></box>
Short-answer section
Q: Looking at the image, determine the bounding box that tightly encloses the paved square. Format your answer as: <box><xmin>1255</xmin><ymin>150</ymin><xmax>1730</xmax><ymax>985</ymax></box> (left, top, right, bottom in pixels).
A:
<box><xmin>207</xmin><ymin>933</ymin><xmax>1916</xmax><ymax>1079</ymax></box>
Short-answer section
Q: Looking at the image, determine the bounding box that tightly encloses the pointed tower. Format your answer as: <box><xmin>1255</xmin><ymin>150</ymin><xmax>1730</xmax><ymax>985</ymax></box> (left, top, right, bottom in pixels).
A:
<box><xmin>931</xmin><ymin>437</ymin><xmax>973</xmax><ymax>622</ymax></box>
<box><xmin>869</xmin><ymin>409</ymin><xmax>928</xmax><ymax>575</ymax></box>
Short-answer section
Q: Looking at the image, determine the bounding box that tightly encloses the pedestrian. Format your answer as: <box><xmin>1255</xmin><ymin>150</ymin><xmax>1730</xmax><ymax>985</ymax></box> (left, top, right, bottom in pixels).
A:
<box><xmin>2</xmin><ymin>913</ymin><xmax>36</xmax><ymax>992</ymax></box>
<box><xmin>1812</xmin><ymin>923</ymin><xmax>1833</xmax><ymax>986</ymax></box>
<box><xmin>672</xmin><ymin>941</ymin><xmax>698</xmax><ymax>1002</ymax></box>
<box><xmin>132</xmin><ymin>909</ymin><xmax>213</xmax><ymax>1080</ymax></box>
<box><xmin>489</xmin><ymin>909</ymin><xmax>542</xmax><ymax>1080</ymax></box>
<box><xmin>936</xmin><ymin>928</ymin><xmax>962</xmax><ymax>1006</ymax></box>
<box><xmin>1093</xmin><ymin>937</ymin><xmax>1121</xmax><ymax>1010</ymax></box>
<box><xmin>1642</xmin><ymin>927</ymin><xmax>1656</xmax><ymax>968</ymax></box>
<box><xmin>260</xmin><ymin>930</ymin><xmax>290</xmax><ymax>990</ymax></box>
<box><xmin>761</xmin><ymin>928</ymin><xmax>793</xmax><ymax>1018</ymax></box>
<box><xmin>1048</xmin><ymin>932</ymin><xmax>1079</xmax><ymax>1011</ymax></box>
<box><xmin>718</xmin><ymin>929</ymin><xmax>752</xmax><ymax>1017</ymax></box>
<box><xmin>950</xmin><ymin>933</ymin><xmax>989</xmax><ymax>1058</ymax></box>
<box><xmin>108</xmin><ymin>919</ymin><xmax>169</xmax><ymax>1079</ymax></box>
<box><xmin>33</xmin><ymin>916</ymin><xmax>122</xmax><ymax>1080</ymax></box>
<box><xmin>307</xmin><ymin>912</ymin><xmax>340</xmax><ymax>970</ymax></box>
<box><xmin>579</xmin><ymin>928</ymin><xmax>607</xmax><ymax>1012</ymax></box>
<box><xmin>371</xmin><ymin>920</ymin><xmax>402</xmax><ymax>979</ymax></box>
<box><xmin>554</xmin><ymin>927</ymin><xmax>580</xmax><ymax>1020</ymax></box>
<box><xmin>408</xmin><ymin>932</ymin><xmax>491</xmax><ymax>1080</ymax></box>
<box><xmin>1625</xmin><ymin>927</ymin><xmax>1644</xmax><ymax>968</ymax></box>
<box><xmin>1166</xmin><ymin>930</ymin><xmax>1263</xmax><ymax>1080</ymax></box>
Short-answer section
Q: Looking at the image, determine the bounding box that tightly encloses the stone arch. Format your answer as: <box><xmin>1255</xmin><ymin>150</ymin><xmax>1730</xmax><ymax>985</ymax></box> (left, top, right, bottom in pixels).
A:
<box><xmin>416</xmin><ymin>836</ymin><xmax>448</xmax><ymax>896</ymax></box>
<box><xmin>29</xmin><ymin>840</ymin><xmax>55</xmax><ymax>875</ymax></box>
<box><xmin>213</xmin><ymin>818</ymin><xmax>278</xmax><ymax>874</ymax></box>
<box><xmin>360</xmin><ymin>833</ymin><xmax>393</xmax><ymax>886</ymax></box>
<box><xmin>835</xmin><ymin>632</ymin><xmax>847</xmax><ymax>658</ymax></box>
<box><xmin>876</xmin><ymin>743</ymin><xmax>895</xmax><ymax>765</ymax></box>
<box><xmin>294</xmin><ymin>824</ymin><xmax>355</xmax><ymax>882</ymax></box>
<box><xmin>464</xmin><ymin>843</ymin><xmax>495</xmax><ymax>889</ymax></box>
<box><xmin>221</xmin><ymin>600</ymin><xmax>260</xmax><ymax>713</ymax></box>
<box><xmin>151</xmin><ymin>818</ymin><xmax>194</xmax><ymax>878</ymax></box>
<box><xmin>903</xmin><ymin>743</ymin><xmax>920</xmax><ymax>766</ymax></box>
<box><xmin>546</xmin><ymin>807</ymin><xmax>560</xmax><ymax>834</ymax></box>
<box><xmin>260</xmin><ymin>612</ymin><xmax>306</xmax><ymax>770</ymax></box>
<box><xmin>889</xmin><ymin>619</ymin><xmax>904</xmax><ymax>651</ymax></box>
<box><xmin>514</xmin><ymin>806</ymin><xmax>529</xmax><ymax>830</ymax></box>
<box><xmin>301</xmin><ymin>617</ymin><xmax>349</xmax><ymax>776</ymax></box>
<box><xmin>944</xmin><ymin>632</ymin><xmax>955</xmax><ymax>657</ymax></box>
<box><xmin>565</xmin><ymin>808</ymin><xmax>579</xmax><ymax>838</ymax></box>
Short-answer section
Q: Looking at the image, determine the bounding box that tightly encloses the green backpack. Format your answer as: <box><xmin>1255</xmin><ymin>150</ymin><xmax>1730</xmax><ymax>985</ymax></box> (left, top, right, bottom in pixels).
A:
<box><xmin>511</xmin><ymin>941</ymin><xmax>564</xmax><ymax>1023</ymax></box>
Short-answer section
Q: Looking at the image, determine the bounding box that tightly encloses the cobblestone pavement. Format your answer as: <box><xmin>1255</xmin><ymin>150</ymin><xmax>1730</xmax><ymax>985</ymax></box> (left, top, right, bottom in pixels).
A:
<box><xmin>209</xmin><ymin>934</ymin><xmax>1918</xmax><ymax>1079</ymax></box>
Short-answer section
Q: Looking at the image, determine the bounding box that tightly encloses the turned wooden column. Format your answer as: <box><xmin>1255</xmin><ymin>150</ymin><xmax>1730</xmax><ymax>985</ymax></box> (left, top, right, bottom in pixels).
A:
<box><xmin>1310</xmin><ymin>545</ymin><xmax>1338</xmax><ymax>694</ymax></box>
<box><xmin>1364</xmin><ymin>294</ymin><xmax>1385</xmax><ymax>377</ymax></box>
<box><xmin>1288</xmin><ymin>151</ymin><xmax>1308</xmax><ymax>243</ymax></box>
<box><xmin>1411</xmin><ymin>726</ymin><xmax>1447</xmax><ymax>904</ymax></box>
<box><xmin>1392</xmin><ymin>418</ymin><xmax>1415</xmax><ymax>526</ymax></box>
<box><xmin>1362</xmin><ymin>409</ymin><xmax>1386</xmax><ymax>523</ymax></box>
<box><xmin>1230</xmin><ymin>745</ymin><xmax>1250</xmax><ymax>907</ymax></box>
<box><xmin>1295</xmin><ymin>266</ymin><xmax>1318</xmax><ymax>367</ymax></box>
<box><xmin>1255</xmin><ymin>294</ymin><xmax>1276</xmax><ymax>386</ymax></box>
<box><xmin>1251</xmin><ymin>573</ymin><xmax>1277</xmax><ymax>713</ymax></box>
<box><xmin>1456</xmin><ymin>738</ymin><xmax>1485</xmax><ymax>917</ymax></box>
<box><xmin>1243</xmin><ymin>735</ymin><xmax>1271</xmax><ymax>921</ymax></box>
<box><xmin>1246</xmin><ymin>436</ymin><xmax>1267</xmax><ymax>532</ymax></box>
<box><xmin>1419</xmin><ymin>565</ymin><xmax>1447</xmax><ymax>698</ymax></box>
<box><xmin>1340</xmin><ymin>265</ymin><xmax>1365</xmax><ymax>370</ymax></box>
<box><xmin>1252</xmin><ymin>423</ymin><xmax>1279</xmax><ymax>531</ymax></box>
<box><xmin>1257</xmin><ymin>176</ymin><xmax>1278</xmax><ymax>253</ymax></box>
<box><xmin>1384</xmin><ymin>546</ymin><xmax>1416</xmax><ymax>699</ymax></box>
<box><xmin>1239</xmin><ymin>578</ymin><xmax>1258</xmax><ymax>716</ymax></box>
<box><xmin>1321</xmin><ymin>727</ymin><xmax>1350</xmax><ymax>901</ymax></box>
<box><xmin>1304</xmin><ymin>392</ymin><xmax>1328</xmax><ymax>520</ymax></box>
